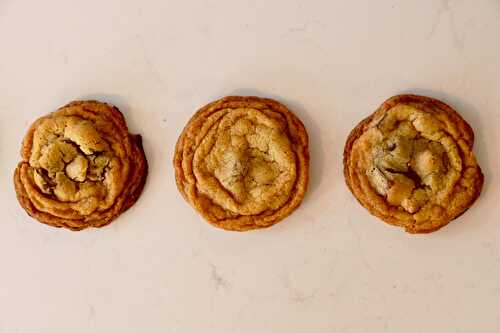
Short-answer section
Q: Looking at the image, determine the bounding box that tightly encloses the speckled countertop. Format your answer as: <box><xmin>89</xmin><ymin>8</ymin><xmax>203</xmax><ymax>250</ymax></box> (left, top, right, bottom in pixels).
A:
<box><xmin>1</xmin><ymin>1</ymin><xmax>499</xmax><ymax>332</ymax></box>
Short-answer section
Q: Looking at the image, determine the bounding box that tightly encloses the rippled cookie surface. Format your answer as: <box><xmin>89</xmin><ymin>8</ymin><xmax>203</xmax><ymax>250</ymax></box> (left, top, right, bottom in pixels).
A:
<box><xmin>14</xmin><ymin>101</ymin><xmax>148</xmax><ymax>230</ymax></box>
<box><xmin>174</xmin><ymin>96</ymin><xmax>309</xmax><ymax>231</ymax></box>
<box><xmin>344</xmin><ymin>95</ymin><xmax>483</xmax><ymax>233</ymax></box>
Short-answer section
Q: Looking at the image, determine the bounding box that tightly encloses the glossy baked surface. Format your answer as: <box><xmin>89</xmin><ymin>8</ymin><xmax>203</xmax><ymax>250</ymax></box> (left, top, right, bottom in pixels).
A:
<box><xmin>174</xmin><ymin>96</ymin><xmax>309</xmax><ymax>231</ymax></box>
<box><xmin>14</xmin><ymin>101</ymin><xmax>148</xmax><ymax>230</ymax></box>
<box><xmin>344</xmin><ymin>94</ymin><xmax>483</xmax><ymax>233</ymax></box>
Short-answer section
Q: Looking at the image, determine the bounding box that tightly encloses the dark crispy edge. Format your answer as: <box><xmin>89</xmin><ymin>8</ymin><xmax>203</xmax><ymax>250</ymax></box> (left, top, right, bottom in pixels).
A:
<box><xmin>13</xmin><ymin>101</ymin><xmax>149</xmax><ymax>231</ymax></box>
<box><xmin>174</xmin><ymin>95</ymin><xmax>309</xmax><ymax>231</ymax></box>
<box><xmin>343</xmin><ymin>94</ymin><xmax>484</xmax><ymax>234</ymax></box>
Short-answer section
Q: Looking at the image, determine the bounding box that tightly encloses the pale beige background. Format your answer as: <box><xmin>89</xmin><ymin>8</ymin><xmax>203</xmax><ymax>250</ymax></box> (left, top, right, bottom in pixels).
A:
<box><xmin>1</xmin><ymin>0</ymin><xmax>499</xmax><ymax>332</ymax></box>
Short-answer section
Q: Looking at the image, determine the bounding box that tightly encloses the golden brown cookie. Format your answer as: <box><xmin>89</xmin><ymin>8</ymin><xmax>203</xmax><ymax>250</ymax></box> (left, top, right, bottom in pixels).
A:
<box><xmin>344</xmin><ymin>94</ymin><xmax>483</xmax><ymax>233</ymax></box>
<box><xmin>14</xmin><ymin>100</ymin><xmax>148</xmax><ymax>230</ymax></box>
<box><xmin>174</xmin><ymin>96</ymin><xmax>309</xmax><ymax>231</ymax></box>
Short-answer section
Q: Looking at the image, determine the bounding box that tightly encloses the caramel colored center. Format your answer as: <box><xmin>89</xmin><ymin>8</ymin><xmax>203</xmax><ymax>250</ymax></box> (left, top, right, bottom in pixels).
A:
<box><xmin>193</xmin><ymin>108</ymin><xmax>297</xmax><ymax>215</ymax></box>
<box><xmin>28</xmin><ymin>116</ymin><xmax>116</xmax><ymax>214</ymax></box>
<box><xmin>365</xmin><ymin>105</ymin><xmax>462</xmax><ymax>213</ymax></box>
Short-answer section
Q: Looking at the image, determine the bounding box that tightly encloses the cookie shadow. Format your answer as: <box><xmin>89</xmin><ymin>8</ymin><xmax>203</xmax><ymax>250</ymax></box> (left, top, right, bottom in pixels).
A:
<box><xmin>226</xmin><ymin>88</ymin><xmax>326</xmax><ymax>206</ymax></box>
<box><xmin>398</xmin><ymin>88</ymin><xmax>493</xmax><ymax>234</ymax></box>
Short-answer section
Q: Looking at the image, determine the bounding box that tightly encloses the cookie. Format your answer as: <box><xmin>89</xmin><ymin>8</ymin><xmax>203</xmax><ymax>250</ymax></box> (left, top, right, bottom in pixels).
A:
<box><xmin>344</xmin><ymin>94</ymin><xmax>483</xmax><ymax>233</ymax></box>
<box><xmin>14</xmin><ymin>100</ymin><xmax>148</xmax><ymax>230</ymax></box>
<box><xmin>174</xmin><ymin>96</ymin><xmax>309</xmax><ymax>231</ymax></box>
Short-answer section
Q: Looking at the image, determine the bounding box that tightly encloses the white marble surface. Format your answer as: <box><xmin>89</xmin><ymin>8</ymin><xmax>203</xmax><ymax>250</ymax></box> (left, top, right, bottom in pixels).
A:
<box><xmin>1</xmin><ymin>0</ymin><xmax>500</xmax><ymax>332</ymax></box>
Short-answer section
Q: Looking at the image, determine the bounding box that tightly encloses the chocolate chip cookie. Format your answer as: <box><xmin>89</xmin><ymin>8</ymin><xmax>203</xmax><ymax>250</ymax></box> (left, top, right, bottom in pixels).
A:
<box><xmin>174</xmin><ymin>96</ymin><xmax>309</xmax><ymax>231</ymax></box>
<box><xmin>344</xmin><ymin>94</ymin><xmax>483</xmax><ymax>233</ymax></box>
<box><xmin>14</xmin><ymin>100</ymin><xmax>148</xmax><ymax>230</ymax></box>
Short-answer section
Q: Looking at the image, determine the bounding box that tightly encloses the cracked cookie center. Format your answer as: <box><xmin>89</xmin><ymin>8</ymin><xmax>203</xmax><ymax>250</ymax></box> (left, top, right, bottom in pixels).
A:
<box><xmin>366</xmin><ymin>121</ymin><xmax>450</xmax><ymax>214</ymax></box>
<box><xmin>210</xmin><ymin>145</ymin><xmax>281</xmax><ymax>202</ymax></box>
<box><xmin>196</xmin><ymin>112</ymin><xmax>297</xmax><ymax>215</ymax></box>
<box><xmin>29</xmin><ymin>117</ymin><xmax>112</xmax><ymax>206</ymax></box>
<box><xmin>207</xmin><ymin>118</ymin><xmax>287</xmax><ymax>201</ymax></box>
